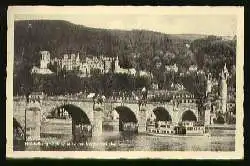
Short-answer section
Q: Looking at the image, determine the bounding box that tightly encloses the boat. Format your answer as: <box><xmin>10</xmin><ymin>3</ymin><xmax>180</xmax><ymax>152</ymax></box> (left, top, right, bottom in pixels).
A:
<box><xmin>146</xmin><ymin>121</ymin><xmax>210</xmax><ymax>137</ymax></box>
<box><xmin>146</xmin><ymin>132</ymin><xmax>210</xmax><ymax>138</ymax></box>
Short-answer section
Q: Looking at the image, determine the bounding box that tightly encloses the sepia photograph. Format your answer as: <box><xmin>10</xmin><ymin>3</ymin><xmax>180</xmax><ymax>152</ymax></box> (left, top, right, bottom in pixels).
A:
<box><xmin>6</xmin><ymin>6</ymin><xmax>244</xmax><ymax>159</ymax></box>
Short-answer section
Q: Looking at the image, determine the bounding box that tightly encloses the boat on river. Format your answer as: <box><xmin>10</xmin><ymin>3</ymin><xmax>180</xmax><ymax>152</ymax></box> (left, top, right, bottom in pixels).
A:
<box><xmin>146</xmin><ymin>121</ymin><xmax>210</xmax><ymax>137</ymax></box>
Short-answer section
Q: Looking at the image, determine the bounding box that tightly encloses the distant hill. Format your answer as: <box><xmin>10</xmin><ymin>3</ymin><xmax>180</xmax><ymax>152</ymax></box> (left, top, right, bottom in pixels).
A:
<box><xmin>13</xmin><ymin>20</ymin><xmax>236</xmax><ymax>95</ymax></box>
<box><xmin>14</xmin><ymin>20</ymin><xmax>236</xmax><ymax>76</ymax></box>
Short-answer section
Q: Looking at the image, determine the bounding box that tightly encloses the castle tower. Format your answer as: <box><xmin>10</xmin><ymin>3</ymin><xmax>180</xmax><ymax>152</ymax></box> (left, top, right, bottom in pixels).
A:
<box><xmin>40</xmin><ymin>51</ymin><xmax>50</xmax><ymax>69</ymax></box>
<box><xmin>220</xmin><ymin>63</ymin><xmax>229</xmax><ymax>114</ymax></box>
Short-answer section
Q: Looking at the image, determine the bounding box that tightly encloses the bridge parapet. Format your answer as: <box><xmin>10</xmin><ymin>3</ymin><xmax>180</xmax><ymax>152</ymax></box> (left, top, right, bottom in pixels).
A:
<box><xmin>177</xmin><ymin>102</ymin><xmax>198</xmax><ymax>111</ymax></box>
<box><xmin>15</xmin><ymin>95</ymin><xmax>201</xmax><ymax>106</ymax></box>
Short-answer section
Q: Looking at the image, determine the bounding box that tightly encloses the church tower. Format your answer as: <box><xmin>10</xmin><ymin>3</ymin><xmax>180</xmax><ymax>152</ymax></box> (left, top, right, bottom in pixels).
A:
<box><xmin>114</xmin><ymin>56</ymin><xmax>120</xmax><ymax>72</ymax></box>
<box><xmin>220</xmin><ymin>63</ymin><xmax>229</xmax><ymax>114</ymax></box>
<box><xmin>206</xmin><ymin>72</ymin><xmax>212</xmax><ymax>97</ymax></box>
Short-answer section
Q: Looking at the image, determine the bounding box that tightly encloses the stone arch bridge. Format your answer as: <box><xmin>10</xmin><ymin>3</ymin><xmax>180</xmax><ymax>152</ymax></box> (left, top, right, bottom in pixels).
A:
<box><xmin>13</xmin><ymin>96</ymin><xmax>200</xmax><ymax>139</ymax></box>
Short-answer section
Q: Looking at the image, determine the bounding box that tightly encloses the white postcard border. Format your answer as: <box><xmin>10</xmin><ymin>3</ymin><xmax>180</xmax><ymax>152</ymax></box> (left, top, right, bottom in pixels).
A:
<box><xmin>6</xmin><ymin>6</ymin><xmax>244</xmax><ymax>159</ymax></box>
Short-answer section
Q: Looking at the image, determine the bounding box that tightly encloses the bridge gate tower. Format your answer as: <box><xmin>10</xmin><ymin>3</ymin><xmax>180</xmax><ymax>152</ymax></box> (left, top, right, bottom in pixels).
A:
<box><xmin>204</xmin><ymin>72</ymin><xmax>213</xmax><ymax>125</ymax></box>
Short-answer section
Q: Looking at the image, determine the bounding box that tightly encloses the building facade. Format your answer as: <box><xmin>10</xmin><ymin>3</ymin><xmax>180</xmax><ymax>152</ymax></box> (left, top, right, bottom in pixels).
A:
<box><xmin>31</xmin><ymin>51</ymin><xmax>53</xmax><ymax>75</ymax></box>
<box><xmin>32</xmin><ymin>51</ymin><xmax>141</xmax><ymax>77</ymax></box>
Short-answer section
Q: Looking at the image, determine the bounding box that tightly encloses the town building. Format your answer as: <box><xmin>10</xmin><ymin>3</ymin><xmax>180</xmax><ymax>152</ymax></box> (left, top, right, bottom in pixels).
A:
<box><xmin>188</xmin><ymin>65</ymin><xmax>198</xmax><ymax>72</ymax></box>
<box><xmin>139</xmin><ymin>70</ymin><xmax>152</xmax><ymax>77</ymax></box>
<box><xmin>114</xmin><ymin>56</ymin><xmax>137</xmax><ymax>76</ymax></box>
<box><xmin>152</xmin><ymin>82</ymin><xmax>159</xmax><ymax>90</ymax></box>
<box><xmin>165</xmin><ymin>64</ymin><xmax>178</xmax><ymax>73</ymax></box>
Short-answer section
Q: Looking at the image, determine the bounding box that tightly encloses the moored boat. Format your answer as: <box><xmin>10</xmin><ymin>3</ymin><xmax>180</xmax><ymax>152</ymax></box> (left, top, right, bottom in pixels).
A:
<box><xmin>146</xmin><ymin>121</ymin><xmax>210</xmax><ymax>137</ymax></box>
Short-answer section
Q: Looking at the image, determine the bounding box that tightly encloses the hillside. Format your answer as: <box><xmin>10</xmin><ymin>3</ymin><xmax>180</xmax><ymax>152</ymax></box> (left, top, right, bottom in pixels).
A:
<box><xmin>13</xmin><ymin>20</ymin><xmax>236</xmax><ymax>96</ymax></box>
<box><xmin>14</xmin><ymin>20</ymin><xmax>194</xmax><ymax>72</ymax></box>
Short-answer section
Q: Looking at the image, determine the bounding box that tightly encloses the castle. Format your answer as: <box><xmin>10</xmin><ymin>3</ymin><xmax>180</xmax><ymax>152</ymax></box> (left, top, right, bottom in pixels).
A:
<box><xmin>31</xmin><ymin>51</ymin><xmax>138</xmax><ymax>76</ymax></box>
<box><xmin>31</xmin><ymin>51</ymin><xmax>53</xmax><ymax>75</ymax></box>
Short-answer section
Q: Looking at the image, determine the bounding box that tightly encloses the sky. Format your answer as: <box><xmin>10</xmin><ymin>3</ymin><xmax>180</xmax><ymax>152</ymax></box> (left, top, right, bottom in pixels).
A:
<box><xmin>15</xmin><ymin>14</ymin><xmax>237</xmax><ymax>36</ymax></box>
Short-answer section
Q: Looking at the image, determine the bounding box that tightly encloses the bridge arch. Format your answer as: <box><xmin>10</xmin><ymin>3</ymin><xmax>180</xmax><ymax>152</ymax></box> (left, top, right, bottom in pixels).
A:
<box><xmin>49</xmin><ymin>104</ymin><xmax>92</xmax><ymax>142</ymax></box>
<box><xmin>50</xmin><ymin>104</ymin><xmax>91</xmax><ymax>124</ymax></box>
<box><xmin>115</xmin><ymin>106</ymin><xmax>138</xmax><ymax>131</ymax></box>
<box><xmin>181</xmin><ymin>110</ymin><xmax>197</xmax><ymax>122</ymax></box>
<box><xmin>115</xmin><ymin>106</ymin><xmax>138</xmax><ymax>123</ymax></box>
<box><xmin>152</xmin><ymin>107</ymin><xmax>172</xmax><ymax>122</ymax></box>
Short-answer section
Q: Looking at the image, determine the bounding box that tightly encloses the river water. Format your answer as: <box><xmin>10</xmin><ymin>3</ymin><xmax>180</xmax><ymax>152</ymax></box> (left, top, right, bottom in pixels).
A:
<box><xmin>31</xmin><ymin>129</ymin><xmax>235</xmax><ymax>151</ymax></box>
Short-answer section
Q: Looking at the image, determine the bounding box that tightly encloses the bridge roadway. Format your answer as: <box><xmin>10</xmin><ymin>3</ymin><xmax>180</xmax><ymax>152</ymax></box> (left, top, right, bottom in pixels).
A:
<box><xmin>13</xmin><ymin>96</ymin><xmax>200</xmax><ymax>137</ymax></box>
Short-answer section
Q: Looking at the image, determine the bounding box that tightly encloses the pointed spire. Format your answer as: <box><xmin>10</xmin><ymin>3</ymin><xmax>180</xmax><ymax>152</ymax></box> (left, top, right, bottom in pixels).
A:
<box><xmin>207</xmin><ymin>72</ymin><xmax>212</xmax><ymax>80</ymax></box>
<box><xmin>223</xmin><ymin>63</ymin><xmax>229</xmax><ymax>79</ymax></box>
<box><xmin>76</xmin><ymin>52</ymin><xmax>80</xmax><ymax>61</ymax></box>
<box><xmin>224</xmin><ymin>63</ymin><xmax>228</xmax><ymax>72</ymax></box>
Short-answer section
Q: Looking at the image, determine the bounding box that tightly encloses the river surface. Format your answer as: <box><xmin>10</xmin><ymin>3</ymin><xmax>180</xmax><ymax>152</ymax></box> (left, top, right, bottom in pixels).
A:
<box><xmin>24</xmin><ymin>129</ymin><xmax>235</xmax><ymax>151</ymax></box>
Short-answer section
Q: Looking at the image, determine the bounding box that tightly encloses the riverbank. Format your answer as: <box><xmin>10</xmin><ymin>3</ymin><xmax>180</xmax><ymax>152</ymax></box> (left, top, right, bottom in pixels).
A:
<box><xmin>207</xmin><ymin>124</ymin><xmax>235</xmax><ymax>130</ymax></box>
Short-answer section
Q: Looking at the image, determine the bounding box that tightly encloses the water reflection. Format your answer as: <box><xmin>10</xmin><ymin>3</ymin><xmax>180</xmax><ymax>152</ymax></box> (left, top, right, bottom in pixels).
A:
<box><xmin>30</xmin><ymin>129</ymin><xmax>235</xmax><ymax>151</ymax></box>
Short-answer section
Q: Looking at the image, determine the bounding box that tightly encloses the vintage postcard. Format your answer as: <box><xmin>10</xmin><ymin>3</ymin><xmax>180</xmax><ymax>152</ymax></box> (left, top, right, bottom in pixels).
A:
<box><xmin>6</xmin><ymin>6</ymin><xmax>244</xmax><ymax>159</ymax></box>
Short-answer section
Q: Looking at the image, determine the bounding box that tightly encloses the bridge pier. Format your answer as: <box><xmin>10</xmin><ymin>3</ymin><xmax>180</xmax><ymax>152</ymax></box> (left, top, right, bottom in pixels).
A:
<box><xmin>204</xmin><ymin>108</ymin><xmax>212</xmax><ymax>126</ymax></box>
<box><xmin>204</xmin><ymin>97</ymin><xmax>212</xmax><ymax>126</ymax></box>
<box><xmin>25</xmin><ymin>103</ymin><xmax>41</xmax><ymax>141</ymax></box>
<box><xmin>137</xmin><ymin>107</ymin><xmax>147</xmax><ymax>133</ymax></box>
<box><xmin>24</xmin><ymin>102</ymin><xmax>41</xmax><ymax>151</ymax></box>
<box><xmin>112</xmin><ymin>110</ymin><xmax>119</xmax><ymax>133</ymax></box>
<box><xmin>92</xmin><ymin>108</ymin><xmax>103</xmax><ymax>137</ymax></box>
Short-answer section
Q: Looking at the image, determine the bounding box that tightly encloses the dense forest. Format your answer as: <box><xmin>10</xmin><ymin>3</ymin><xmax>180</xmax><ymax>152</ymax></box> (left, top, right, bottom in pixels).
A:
<box><xmin>14</xmin><ymin>20</ymin><xmax>236</xmax><ymax>97</ymax></box>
